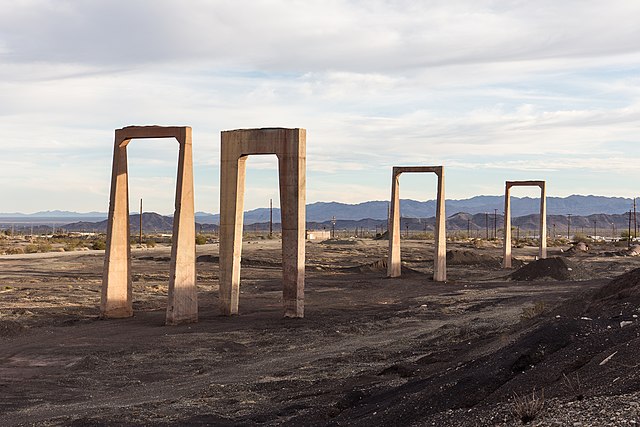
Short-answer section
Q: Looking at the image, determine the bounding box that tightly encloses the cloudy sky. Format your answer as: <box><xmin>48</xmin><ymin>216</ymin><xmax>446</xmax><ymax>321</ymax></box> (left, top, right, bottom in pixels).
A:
<box><xmin>1</xmin><ymin>0</ymin><xmax>639</xmax><ymax>214</ymax></box>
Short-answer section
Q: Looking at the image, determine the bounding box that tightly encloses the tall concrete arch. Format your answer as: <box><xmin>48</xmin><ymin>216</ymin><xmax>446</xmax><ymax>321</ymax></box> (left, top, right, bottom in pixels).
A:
<box><xmin>387</xmin><ymin>166</ymin><xmax>446</xmax><ymax>281</ymax></box>
<box><xmin>219</xmin><ymin>128</ymin><xmax>306</xmax><ymax>318</ymax></box>
<box><xmin>503</xmin><ymin>180</ymin><xmax>547</xmax><ymax>268</ymax></box>
<box><xmin>101</xmin><ymin>126</ymin><xmax>197</xmax><ymax>325</ymax></box>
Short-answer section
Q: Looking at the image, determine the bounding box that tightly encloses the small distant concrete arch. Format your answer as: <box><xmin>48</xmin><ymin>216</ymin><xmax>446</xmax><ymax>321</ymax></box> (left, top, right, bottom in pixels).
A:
<box><xmin>219</xmin><ymin>128</ymin><xmax>306</xmax><ymax>318</ymax></box>
<box><xmin>101</xmin><ymin>126</ymin><xmax>197</xmax><ymax>325</ymax></box>
<box><xmin>387</xmin><ymin>166</ymin><xmax>446</xmax><ymax>281</ymax></box>
<box><xmin>503</xmin><ymin>180</ymin><xmax>547</xmax><ymax>268</ymax></box>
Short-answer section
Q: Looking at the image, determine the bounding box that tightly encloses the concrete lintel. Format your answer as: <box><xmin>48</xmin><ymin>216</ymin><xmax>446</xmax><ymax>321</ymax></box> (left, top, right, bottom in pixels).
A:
<box><xmin>394</xmin><ymin>166</ymin><xmax>443</xmax><ymax>176</ymax></box>
<box><xmin>506</xmin><ymin>180</ymin><xmax>545</xmax><ymax>189</ymax></box>
<box><xmin>115</xmin><ymin>126</ymin><xmax>191</xmax><ymax>146</ymax></box>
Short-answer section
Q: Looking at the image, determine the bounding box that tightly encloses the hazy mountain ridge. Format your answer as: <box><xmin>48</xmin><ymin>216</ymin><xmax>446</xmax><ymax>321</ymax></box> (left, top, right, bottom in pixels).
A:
<box><xmin>200</xmin><ymin>195</ymin><xmax>636</xmax><ymax>223</ymax></box>
<box><xmin>1</xmin><ymin>195</ymin><xmax>636</xmax><ymax>226</ymax></box>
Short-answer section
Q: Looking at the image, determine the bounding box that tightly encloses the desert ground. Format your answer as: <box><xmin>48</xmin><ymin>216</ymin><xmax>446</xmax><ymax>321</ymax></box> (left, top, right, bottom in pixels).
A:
<box><xmin>2</xmin><ymin>237</ymin><xmax>640</xmax><ymax>426</ymax></box>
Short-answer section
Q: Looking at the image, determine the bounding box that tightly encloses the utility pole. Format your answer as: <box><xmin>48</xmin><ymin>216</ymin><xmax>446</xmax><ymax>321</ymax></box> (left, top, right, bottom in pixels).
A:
<box><xmin>467</xmin><ymin>218</ymin><xmax>470</xmax><ymax>237</ymax></box>
<box><xmin>269</xmin><ymin>198</ymin><xmax>273</xmax><ymax>237</ymax></box>
<box><xmin>331</xmin><ymin>216</ymin><xmax>336</xmax><ymax>239</ymax></box>
<box><xmin>493</xmin><ymin>208</ymin><xmax>497</xmax><ymax>239</ymax></box>
<box><xmin>593</xmin><ymin>220</ymin><xmax>597</xmax><ymax>240</ymax></box>
<box><xmin>629</xmin><ymin>210</ymin><xmax>632</xmax><ymax>248</ymax></box>
<box><xmin>405</xmin><ymin>223</ymin><xmax>409</xmax><ymax>238</ymax></box>
<box><xmin>516</xmin><ymin>225</ymin><xmax>520</xmax><ymax>242</ymax></box>
<box><xmin>634</xmin><ymin>197</ymin><xmax>637</xmax><ymax>239</ymax></box>
<box><xmin>567</xmin><ymin>214</ymin><xmax>572</xmax><ymax>240</ymax></box>
<box><xmin>485</xmin><ymin>212</ymin><xmax>489</xmax><ymax>239</ymax></box>
<box><xmin>139</xmin><ymin>198</ymin><xmax>143</xmax><ymax>245</ymax></box>
<box><xmin>553</xmin><ymin>223</ymin><xmax>556</xmax><ymax>239</ymax></box>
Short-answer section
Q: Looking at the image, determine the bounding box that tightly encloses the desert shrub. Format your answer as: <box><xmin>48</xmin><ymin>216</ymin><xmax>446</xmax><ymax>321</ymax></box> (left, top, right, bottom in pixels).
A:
<box><xmin>145</xmin><ymin>239</ymin><xmax>156</xmax><ymax>248</ymax></box>
<box><xmin>562</xmin><ymin>373</ymin><xmax>584</xmax><ymax>401</ymax></box>
<box><xmin>520</xmin><ymin>301</ymin><xmax>545</xmax><ymax>320</ymax></box>
<box><xmin>510</xmin><ymin>389</ymin><xmax>544</xmax><ymax>424</ymax></box>
<box><xmin>573</xmin><ymin>232</ymin><xmax>591</xmax><ymax>243</ymax></box>
<box><xmin>92</xmin><ymin>239</ymin><xmax>106</xmax><ymax>250</ymax></box>
<box><xmin>195</xmin><ymin>234</ymin><xmax>207</xmax><ymax>245</ymax></box>
<box><xmin>25</xmin><ymin>244</ymin><xmax>39</xmax><ymax>254</ymax></box>
<box><xmin>5</xmin><ymin>247</ymin><xmax>24</xmax><ymax>255</ymax></box>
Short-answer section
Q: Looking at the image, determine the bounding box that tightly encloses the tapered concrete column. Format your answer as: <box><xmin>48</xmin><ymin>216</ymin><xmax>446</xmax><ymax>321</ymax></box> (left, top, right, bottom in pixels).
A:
<box><xmin>102</xmin><ymin>126</ymin><xmax>197</xmax><ymax>325</ymax></box>
<box><xmin>503</xmin><ymin>184</ymin><xmax>513</xmax><ymax>268</ymax></box>
<box><xmin>502</xmin><ymin>180</ymin><xmax>547</xmax><ymax>268</ymax></box>
<box><xmin>433</xmin><ymin>169</ymin><xmax>446</xmax><ymax>281</ymax></box>
<box><xmin>167</xmin><ymin>127</ymin><xmax>198</xmax><ymax>325</ymax></box>
<box><xmin>219</xmin><ymin>128</ymin><xmax>306</xmax><ymax>317</ymax></box>
<box><xmin>219</xmin><ymin>155</ymin><xmax>247</xmax><ymax>315</ymax></box>
<box><xmin>101</xmin><ymin>137</ymin><xmax>132</xmax><ymax>318</ymax></box>
<box><xmin>388</xmin><ymin>170</ymin><xmax>402</xmax><ymax>277</ymax></box>
<box><xmin>387</xmin><ymin>166</ymin><xmax>446</xmax><ymax>281</ymax></box>
<box><xmin>539</xmin><ymin>182</ymin><xmax>547</xmax><ymax>259</ymax></box>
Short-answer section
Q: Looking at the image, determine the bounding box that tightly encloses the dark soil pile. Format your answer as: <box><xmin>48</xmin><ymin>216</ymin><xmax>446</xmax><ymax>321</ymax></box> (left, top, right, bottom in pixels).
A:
<box><xmin>586</xmin><ymin>267</ymin><xmax>640</xmax><ymax>317</ymax></box>
<box><xmin>563</xmin><ymin>241</ymin><xmax>590</xmax><ymax>257</ymax></box>
<box><xmin>446</xmin><ymin>249</ymin><xmax>522</xmax><ymax>268</ymax></box>
<box><xmin>510</xmin><ymin>257</ymin><xmax>592</xmax><ymax>281</ymax></box>
<box><xmin>345</xmin><ymin>258</ymin><xmax>424</xmax><ymax>276</ymax></box>
<box><xmin>373</xmin><ymin>230</ymin><xmax>389</xmax><ymax>240</ymax></box>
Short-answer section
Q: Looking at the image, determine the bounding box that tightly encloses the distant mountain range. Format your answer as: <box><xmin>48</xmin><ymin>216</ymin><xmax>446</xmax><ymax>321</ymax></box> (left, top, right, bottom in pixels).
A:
<box><xmin>0</xmin><ymin>195</ymin><xmax>637</xmax><ymax>227</ymax></box>
<box><xmin>50</xmin><ymin>211</ymin><xmax>635</xmax><ymax>237</ymax></box>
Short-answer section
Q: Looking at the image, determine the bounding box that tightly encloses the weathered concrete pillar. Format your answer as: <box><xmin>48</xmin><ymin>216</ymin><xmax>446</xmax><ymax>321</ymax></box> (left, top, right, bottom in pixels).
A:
<box><xmin>102</xmin><ymin>126</ymin><xmax>197</xmax><ymax>325</ymax></box>
<box><xmin>503</xmin><ymin>184</ymin><xmax>513</xmax><ymax>268</ymax></box>
<box><xmin>219</xmin><ymin>128</ymin><xmax>306</xmax><ymax>317</ymax></box>
<box><xmin>101</xmin><ymin>136</ymin><xmax>132</xmax><ymax>318</ymax></box>
<box><xmin>502</xmin><ymin>180</ymin><xmax>547</xmax><ymax>269</ymax></box>
<box><xmin>387</xmin><ymin>169</ymin><xmax>402</xmax><ymax>277</ymax></box>
<box><xmin>539</xmin><ymin>182</ymin><xmax>547</xmax><ymax>260</ymax></box>
<box><xmin>167</xmin><ymin>127</ymin><xmax>198</xmax><ymax>325</ymax></box>
<box><xmin>219</xmin><ymin>152</ymin><xmax>247</xmax><ymax>316</ymax></box>
<box><xmin>433</xmin><ymin>168</ymin><xmax>446</xmax><ymax>282</ymax></box>
<box><xmin>387</xmin><ymin>166</ymin><xmax>446</xmax><ymax>281</ymax></box>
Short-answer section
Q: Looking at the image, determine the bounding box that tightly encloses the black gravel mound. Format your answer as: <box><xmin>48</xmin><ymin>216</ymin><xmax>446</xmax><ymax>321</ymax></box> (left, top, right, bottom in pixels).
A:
<box><xmin>586</xmin><ymin>267</ymin><xmax>640</xmax><ymax>317</ymax></box>
<box><xmin>447</xmin><ymin>249</ymin><xmax>522</xmax><ymax>268</ymax></box>
<box><xmin>510</xmin><ymin>257</ymin><xmax>592</xmax><ymax>281</ymax></box>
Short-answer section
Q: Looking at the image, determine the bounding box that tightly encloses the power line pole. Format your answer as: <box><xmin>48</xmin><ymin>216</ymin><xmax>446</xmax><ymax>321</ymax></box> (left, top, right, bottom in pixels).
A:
<box><xmin>485</xmin><ymin>212</ymin><xmax>489</xmax><ymax>239</ymax></box>
<box><xmin>467</xmin><ymin>218</ymin><xmax>470</xmax><ymax>237</ymax></box>
<box><xmin>269</xmin><ymin>198</ymin><xmax>273</xmax><ymax>237</ymax></box>
<box><xmin>139</xmin><ymin>198</ymin><xmax>143</xmax><ymax>245</ymax></box>
<box><xmin>331</xmin><ymin>216</ymin><xmax>336</xmax><ymax>239</ymax></box>
<box><xmin>629</xmin><ymin>210</ymin><xmax>632</xmax><ymax>248</ymax></box>
<box><xmin>493</xmin><ymin>208</ymin><xmax>497</xmax><ymax>239</ymax></box>
<box><xmin>593</xmin><ymin>220</ymin><xmax>597</xmax><ymax>240</ymax></box>
<box><xmin>634</xmin><ymin>197</ymin><xmax>637</xmax><ymax>239</ymax></box>
<box><xmin>567</xmin><ymin>214</ymin><xmax>572</xmax><ymax>239</ymax></box>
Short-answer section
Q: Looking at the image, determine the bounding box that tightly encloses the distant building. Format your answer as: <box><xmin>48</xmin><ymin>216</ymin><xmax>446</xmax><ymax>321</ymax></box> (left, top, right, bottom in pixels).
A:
<box><xmin>306</xmin><ymin>230</ymin><xmax>331</xmax><ymax>240</ymax></box>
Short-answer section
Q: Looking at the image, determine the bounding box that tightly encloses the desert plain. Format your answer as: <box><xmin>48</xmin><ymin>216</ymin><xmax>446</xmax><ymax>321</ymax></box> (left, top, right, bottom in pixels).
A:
<box><xmin>2</xmin><ymin>237</ymin><xmax>640</xmax><ymax>426</ymax></box>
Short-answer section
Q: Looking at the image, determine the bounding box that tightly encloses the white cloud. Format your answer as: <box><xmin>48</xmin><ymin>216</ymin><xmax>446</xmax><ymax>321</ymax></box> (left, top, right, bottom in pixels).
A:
<box><xmin>1</xmin><ymin>1</ymin><xmax>640</xmax><ymax>212</ymax></box>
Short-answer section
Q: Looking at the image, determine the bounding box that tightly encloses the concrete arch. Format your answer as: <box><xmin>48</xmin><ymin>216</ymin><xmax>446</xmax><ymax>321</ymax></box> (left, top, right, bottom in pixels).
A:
<box><xmin>101</xmin><ymin>126</ymin><xmax>197</xmax><ymax>325</ymax></box>
<box><xmin>503</xmin><ymin>180</ymin><xmax>547</xmax><ymax>268</ymax></box>
<box><xmin>219</xmin><ymin>128</ymin><xmax>306</xmax><ymax>318</ymax></box>
<box><xmin>387</xmin><ymin>166</ymin><xmax>446</xmax><ymax>281</ymax></box>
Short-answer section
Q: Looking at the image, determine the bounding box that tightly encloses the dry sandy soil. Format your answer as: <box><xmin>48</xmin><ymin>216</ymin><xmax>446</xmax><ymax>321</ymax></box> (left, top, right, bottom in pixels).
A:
<box><xmin>1</xmin><ymin>239</ymin><xmax>640</xmax><ymax>426</ymax></box>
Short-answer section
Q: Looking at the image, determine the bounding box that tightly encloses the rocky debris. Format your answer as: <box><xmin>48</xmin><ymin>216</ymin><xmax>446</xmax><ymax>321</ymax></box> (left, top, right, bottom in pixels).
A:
<box><xmin>510</xmin><ymin>257</ymin><xmax>592</xmax><ymax>281</ymax></box>
<box><xmin>447</xmin><ymin>249</ymin><xmax>522</xmax><ymax>268</ymax></box>
<box><xmin>605</xmin><ymin>244</ymin><xmax>640</xmax><ymax>257</ymax></box>
<box><xmin>586</xmin><ymin>267</ymin><xmax>640</xmax><ymax>318</ymax></box>
<box><xmin>321</xmin><ymin>238</ymin><xmax>365</xmax><ymax>245</ymax></box>
<box><xmin>344</xmin><ymin>258</ymin><xmax>424</xmax><ymax>276</ymax></box>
